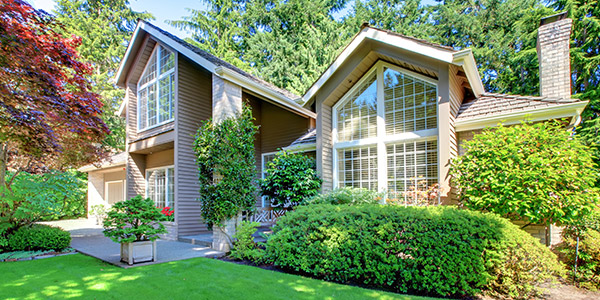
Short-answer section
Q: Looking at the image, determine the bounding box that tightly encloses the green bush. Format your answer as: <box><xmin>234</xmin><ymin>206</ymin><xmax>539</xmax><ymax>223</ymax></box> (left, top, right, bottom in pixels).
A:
<box><xmin>305</xmin><ymin>187</ymin><xmax>381</xmax><ymax>206</ymax></box>
<box><xmin>230</xmin><ymin>221</ymin><xmax>264</xmax><ymax>262</ymax></box>
<box><xmin>260</xmin><ymin>151</ymin><xmax>321</xmax><ymax>208</ymax></box>
<box><xmin>265</xmin><ymin>204</ymin><xmax>564</xmax><ymax>298</ymax></box>
<box><xmin>557</xmin><ymin>209</ymin><xmax>600</xmax><ymax>290</ymax></box>
<box><xmin>103</xmin><ymin>195</ymin><xmax>167</xmax><ymax>243</ymax></box>
<box><xmin>451</xmin><ymin>121</ymin><xmax>599</xmax><ymax>227</ymax></box>
<box><xmin>7</xmin><ymin>224</ymin><xmax>71</xmax><ymax>251</ymax></box>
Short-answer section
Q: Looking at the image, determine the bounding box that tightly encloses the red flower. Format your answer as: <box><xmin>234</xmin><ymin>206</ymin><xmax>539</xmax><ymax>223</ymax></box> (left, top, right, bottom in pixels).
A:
<box><xmin>161</xmin><ymin>207</ymin><xmax>174</xmax><ymax>217</ymax></box>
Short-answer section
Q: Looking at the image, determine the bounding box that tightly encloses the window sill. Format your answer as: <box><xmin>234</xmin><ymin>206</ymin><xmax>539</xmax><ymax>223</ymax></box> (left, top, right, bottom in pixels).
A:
<box><xmin>137</xmin><ymin>119</ymin><xmax>174</xmax><ymax>134</ymax></box>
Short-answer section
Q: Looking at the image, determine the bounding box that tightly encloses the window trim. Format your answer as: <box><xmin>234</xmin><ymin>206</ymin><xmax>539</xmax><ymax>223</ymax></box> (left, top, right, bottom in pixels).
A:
<box><xmin>136</xmin><ymin>44</ymin><xmax>177</xmax><ymax>133</ymax></box>
<box><xmin>145</xmin><ymin>165</ymin><xmax>175</xmax><ymax>215</ymax></box>
<box><xmin>332</xmin><ymin>61</ymin><xmax>440</xmax><ymax>195</ymax></box>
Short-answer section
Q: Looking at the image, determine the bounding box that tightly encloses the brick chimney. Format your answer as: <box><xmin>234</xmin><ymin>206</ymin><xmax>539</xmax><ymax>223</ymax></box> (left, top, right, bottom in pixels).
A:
<box><xmin>537</xmin><ymin>12</ymin><xmax>572</xmax><ymax>99</ymax></box>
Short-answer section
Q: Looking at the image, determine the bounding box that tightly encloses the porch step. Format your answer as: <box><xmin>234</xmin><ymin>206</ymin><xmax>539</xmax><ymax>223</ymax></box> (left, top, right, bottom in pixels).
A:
<box><xmin>178</xmin><ymin>233</ymin><xmax>213</xmax><ymax>247</ymax></box>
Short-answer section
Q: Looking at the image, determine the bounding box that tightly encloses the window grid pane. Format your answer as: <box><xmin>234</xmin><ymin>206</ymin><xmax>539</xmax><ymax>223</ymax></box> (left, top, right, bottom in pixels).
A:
<box><xmin>337</xmin><ymin>73</ymin><xmax>378</xmax><ymax>142</ymax></box>
<box><xmin>386</xmin><ymin>140</ymin><xmax>438</xmax><ymax>204</ymax></box>
<box><xmin>138</xmin><ymin>45</ymin><xmax>175</xmax><ymax>130</ymax></box>
<box><xmin>383</xmin><ymin>68</ymin><xmax>437</xmax><ymax>135</ymax></box>
<box><xmin>147</xmin><ymin>167</ymin><xmax>175</xmax><ymax>209</ymax></box>
<box><xmin>338</xmin><ymin>147</ymin><xmax>378</xmax><ymax>190</ymax></box>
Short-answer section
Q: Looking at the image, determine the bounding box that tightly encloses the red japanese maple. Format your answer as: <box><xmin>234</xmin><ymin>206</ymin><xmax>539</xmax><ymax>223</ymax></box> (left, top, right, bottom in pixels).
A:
<box><xmin>0</xmin><ymin>0</ymin><xmax>109</xmax><ymax>189</ymax></box>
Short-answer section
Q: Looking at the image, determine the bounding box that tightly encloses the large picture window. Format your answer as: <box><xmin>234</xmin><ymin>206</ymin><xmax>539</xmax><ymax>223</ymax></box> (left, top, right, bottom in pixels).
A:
<box><xmin>138</xmin><ymin>45</ymin><xmax>175</xmax><ymax>131</ymax></box>
<box><xmin>333</xmin><ymin>61</ymin><xmax>438</xmax><ymax>202</ymax></box>
<box><xmin>146</xmin><ymin>166</ymin><xmax>175</xmax><ymax>210</ymax></box>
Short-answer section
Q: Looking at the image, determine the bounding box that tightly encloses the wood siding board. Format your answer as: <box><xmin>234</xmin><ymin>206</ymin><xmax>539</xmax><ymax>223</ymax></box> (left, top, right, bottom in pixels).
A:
<box><xmin>175</xmin><ymin>54</ymin><xmax>212</xmax><ymax>236</ymax></box>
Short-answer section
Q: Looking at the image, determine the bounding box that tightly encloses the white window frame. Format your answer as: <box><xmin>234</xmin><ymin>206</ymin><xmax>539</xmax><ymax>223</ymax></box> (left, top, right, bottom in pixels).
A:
<box><xmin>145</xmin><ymin>165</ymin><xmax>175</xmax><ymax>210</ymax></box>
<box><xmin>137</xmin><ymin>44</ymin><xmax>177</xmax><ymax>132</ymax></box>
<box><xmin>104</xmin><ymin>180</ymin><xmax>126</xmax><ymax>205</ymax></box>
<box><xmin>332</xmin><ymin>61</ymin><xmax>440</xmax><ymax>195</ymax></box>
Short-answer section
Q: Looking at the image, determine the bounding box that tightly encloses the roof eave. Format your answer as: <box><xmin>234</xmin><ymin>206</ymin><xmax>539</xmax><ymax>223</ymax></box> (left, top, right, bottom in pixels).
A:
<box><xmin>455</xmin><ymin>100</ymin><xmax>589</xmax><ymax>131</ymax></box>
<box><xmin>452</xmin><ymin>49</ymin><xmax>485</xmax><ymax>97</ymax></box>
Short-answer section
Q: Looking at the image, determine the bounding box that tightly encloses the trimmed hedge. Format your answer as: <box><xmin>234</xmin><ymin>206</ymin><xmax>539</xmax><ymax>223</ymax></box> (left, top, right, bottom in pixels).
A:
<box><xmin>304</xmin><ymin>187</ymin><xmax>381</xmax><ymax>206</ymax></box>
<box><xmin>265</xmin><ymin>205</ymin><xmax>563</xmax><ymax>298</ymax></box>
<box><xmin>7</xmin><ymin>224</ymin><xmax>71</xmax><ymax>251</ymax></box>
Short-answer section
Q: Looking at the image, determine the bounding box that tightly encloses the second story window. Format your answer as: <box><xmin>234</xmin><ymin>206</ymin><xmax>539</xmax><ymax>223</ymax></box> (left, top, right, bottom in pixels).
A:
<box><xmin>138</xmin><ymin>45</ymin><xmax>175</xmax><ymax>131</ymax></box>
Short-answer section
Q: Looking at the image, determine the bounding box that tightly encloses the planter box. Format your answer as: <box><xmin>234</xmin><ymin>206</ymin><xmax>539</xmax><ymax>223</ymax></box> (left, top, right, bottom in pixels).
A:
<box><xmin>120</xmin><ymin>240</ymin><xmax>156</xmax><ymax>265</ymax></box>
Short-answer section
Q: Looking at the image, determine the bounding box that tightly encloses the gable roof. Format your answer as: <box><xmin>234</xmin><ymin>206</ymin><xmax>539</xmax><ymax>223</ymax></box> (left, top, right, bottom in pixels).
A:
<box><xmin>301</xmin><ymin>24</ymin><xmax>485</xmax><ymax>105</ymax></box>
<box><xmin>115</xmin><ymin>20</ymin><xmax>314</xmax><ymax>119</ymax></box>
<box><xmin>455</xmin><ymin>93</ymin><xmax>588</xmax><ymax>131</ymax></box>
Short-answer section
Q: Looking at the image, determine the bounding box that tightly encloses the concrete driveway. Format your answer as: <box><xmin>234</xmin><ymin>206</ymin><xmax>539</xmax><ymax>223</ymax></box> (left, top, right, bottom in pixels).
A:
<box><xmin>41</xmin><ymin>218</ymin><xmax>224</xmax><ymax>268</ymax></box>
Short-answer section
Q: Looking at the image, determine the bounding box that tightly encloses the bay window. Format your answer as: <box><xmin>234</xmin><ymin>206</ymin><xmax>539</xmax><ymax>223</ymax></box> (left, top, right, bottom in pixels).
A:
<box><xmin>138</xmin><ymin>44</ymin><xmax>175</xmax><ymax>131</ymax></box>
<box><xmin>333</xmin><ymin>61</ymin><xmax>439</xmax><ymax>203</ymax></box>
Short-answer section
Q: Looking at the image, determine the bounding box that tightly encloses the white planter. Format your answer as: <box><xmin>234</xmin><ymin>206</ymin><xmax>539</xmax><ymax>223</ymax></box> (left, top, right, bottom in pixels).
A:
<box><xmin>120</xmin><ymin>240</ymin><xmax>156</xmax><ymax>265</ymax></box>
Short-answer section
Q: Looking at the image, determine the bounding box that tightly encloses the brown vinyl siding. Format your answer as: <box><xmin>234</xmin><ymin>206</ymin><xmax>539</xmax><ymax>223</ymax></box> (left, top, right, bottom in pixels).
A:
<box><xmin>259</xmin><ymin>100</ymin><xmax>310</xmax><ymax>154</ymax></box>
<box><xmin>175</xmin><ymin>54</ymin><xmax>212</xmax><ymax>236</ymax></box>
<box><xmin>126</xmin><ymin>153</ymin><xmax>146</xmax><ymax>199</ymax></box>
<box><xmin>319</xmin><ymin>104</ymin><xmax>333</xmax><ymax>191</ymax></box>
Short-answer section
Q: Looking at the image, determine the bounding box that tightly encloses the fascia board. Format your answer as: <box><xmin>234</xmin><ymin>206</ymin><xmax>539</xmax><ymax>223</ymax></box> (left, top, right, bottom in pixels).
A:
<box><xmin>452</xmin><ymin>49</ymin><xmax>485</xmax><ymax>97</ymax></box>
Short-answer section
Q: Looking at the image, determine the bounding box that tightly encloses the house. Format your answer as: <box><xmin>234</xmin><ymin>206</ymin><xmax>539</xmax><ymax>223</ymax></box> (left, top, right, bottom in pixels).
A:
<box><xmin>82</xmin><ymin>12</ymin><xmax>586</xmax><ymax>245</ymax></box>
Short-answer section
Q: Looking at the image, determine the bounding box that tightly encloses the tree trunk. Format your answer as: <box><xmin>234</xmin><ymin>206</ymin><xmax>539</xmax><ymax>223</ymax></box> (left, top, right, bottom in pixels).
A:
<box><xmin>0</xmin><ymin>142</ymin><xmax>7</xmax><ymax>191</ymax></box>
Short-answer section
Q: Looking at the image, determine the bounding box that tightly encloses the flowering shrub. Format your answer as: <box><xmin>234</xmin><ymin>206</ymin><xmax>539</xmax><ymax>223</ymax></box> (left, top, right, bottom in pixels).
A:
<box><xmin>386</xmin><ymin>179</ymin><xmax>441</xmax><ymax>206</ymax></box>
<box><xmin>160</xmin><ymin>207</ymin><xmax>174</xmax><ymax>221</ymax></box>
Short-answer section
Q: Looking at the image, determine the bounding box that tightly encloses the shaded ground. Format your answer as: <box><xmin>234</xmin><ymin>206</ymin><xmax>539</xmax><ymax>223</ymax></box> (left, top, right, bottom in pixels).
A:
<box><xmin>540</xmin><ymin>282</ymin><xmax>600</xmax><ymax>300</ymax></box>
<box><xmin>1</xmin><ymin>254</ymin><xmax>436</xmax><ymax>300</ymax></box>
<box><xmin>40</xmin><ymin>218</ymin><xmax>224</xmax><ymax>268</ymax></box>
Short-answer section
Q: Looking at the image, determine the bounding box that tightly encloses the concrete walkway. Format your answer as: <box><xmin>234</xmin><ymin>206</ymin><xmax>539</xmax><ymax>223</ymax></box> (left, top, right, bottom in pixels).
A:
<box><xmin>41</xmin><ymin>219</ymin><xmax>224</xmax><ymax>268</ymax></box>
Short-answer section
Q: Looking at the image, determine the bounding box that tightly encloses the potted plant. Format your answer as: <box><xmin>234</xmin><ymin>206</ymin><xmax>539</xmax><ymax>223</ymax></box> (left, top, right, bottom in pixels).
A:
<box><xmin>103</xmin><ymin>195</ymin><xmax>167</xmax><ymax>265</ymax></box>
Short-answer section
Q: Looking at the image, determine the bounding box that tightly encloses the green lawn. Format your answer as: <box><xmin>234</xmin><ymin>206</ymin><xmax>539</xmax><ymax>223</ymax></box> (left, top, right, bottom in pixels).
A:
<box><xmin>1</xmin><ymin>254</ymin><xmax>439</xmax><ymax>300</ymax></box>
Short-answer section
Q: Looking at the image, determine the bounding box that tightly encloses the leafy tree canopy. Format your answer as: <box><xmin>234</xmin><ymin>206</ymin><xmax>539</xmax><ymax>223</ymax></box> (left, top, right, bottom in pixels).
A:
<box><xmin>0</xmin><ymin>0</ymin><xmax>109</xmax><ymax>190</ymax></box>
<box><xmin>54</xmin><ymin>0</ymin><xmax>154</xmax><ymax>150</ymax></box>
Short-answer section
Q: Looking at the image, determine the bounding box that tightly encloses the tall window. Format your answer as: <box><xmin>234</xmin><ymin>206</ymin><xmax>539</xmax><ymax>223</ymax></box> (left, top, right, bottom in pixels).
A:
<box><xmin>138</xmin><ymin>45</ymin><xmax>175</xmax><ymax>131</ymax></box>
<box><xmin>333</xmin><ymin>62</ymin><xmax>438</xmax><ymax>202</ymax></box>
<box><xmin>146</xmin><ymin>166</ymin><xmax>175</xmax><ymax>209</ymax></box>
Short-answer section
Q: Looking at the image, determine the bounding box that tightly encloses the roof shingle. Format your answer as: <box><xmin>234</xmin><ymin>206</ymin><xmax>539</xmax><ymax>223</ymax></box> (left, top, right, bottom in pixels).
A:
<box><xmin>456</xmin><ymin>93</ymin><xmax>580</xmax><ymax>121</ymax></box>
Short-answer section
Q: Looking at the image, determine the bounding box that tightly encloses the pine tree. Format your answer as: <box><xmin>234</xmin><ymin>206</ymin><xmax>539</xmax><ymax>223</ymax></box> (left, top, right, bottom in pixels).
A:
<box><xmin>168</xmin><ymin>0</ymin><xmax>251</xmax><ymax>71</ymax></box>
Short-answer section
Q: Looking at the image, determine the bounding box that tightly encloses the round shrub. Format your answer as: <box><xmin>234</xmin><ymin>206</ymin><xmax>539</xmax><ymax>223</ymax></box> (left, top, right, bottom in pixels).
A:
<box><xmin>8</xmin><ymin>224</ymin><xmax>71</xmax><ymax>251</ymax></box>
<box><xmin>265</xmin><ymin>204</ymin><xmax>563</xmax><ymax>298</ymax></box>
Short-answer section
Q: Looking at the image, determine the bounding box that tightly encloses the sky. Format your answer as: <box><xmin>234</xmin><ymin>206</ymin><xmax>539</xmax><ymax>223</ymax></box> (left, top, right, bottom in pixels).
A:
<box><xmin>29</xmin><ymin>0</ymin><xmax>439</xmax><ymax>40</ymax></box>
<box><xmin>29</xmin><ymin>0</ymin><xmax>204</xmax><ymax>39</ymax></box>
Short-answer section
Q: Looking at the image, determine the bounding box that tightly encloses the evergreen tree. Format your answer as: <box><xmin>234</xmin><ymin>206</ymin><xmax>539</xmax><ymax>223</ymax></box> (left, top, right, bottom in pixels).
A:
<box><xmin>243</xmin><ymin>0</ymin><xmax>351</xmax><ymax>95</ymax></box>
<box><xmin>552</xmin><ymin>0</ymin><xmax>600</xmax><ymax>166</ymax></box>
<box><xmin>54</xmin><ymin>0</ymin><xmax>153</xmax><ymax>150</ymax></box>
<box><xmin>428</xmin><ymin>0</ymin><xmax>553</xmax><ymax>94</ymax></box>
<box><xmin>168</xmin><ymin>0</ymin><xmax>251</xmax><ymax>71</ymax></box>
